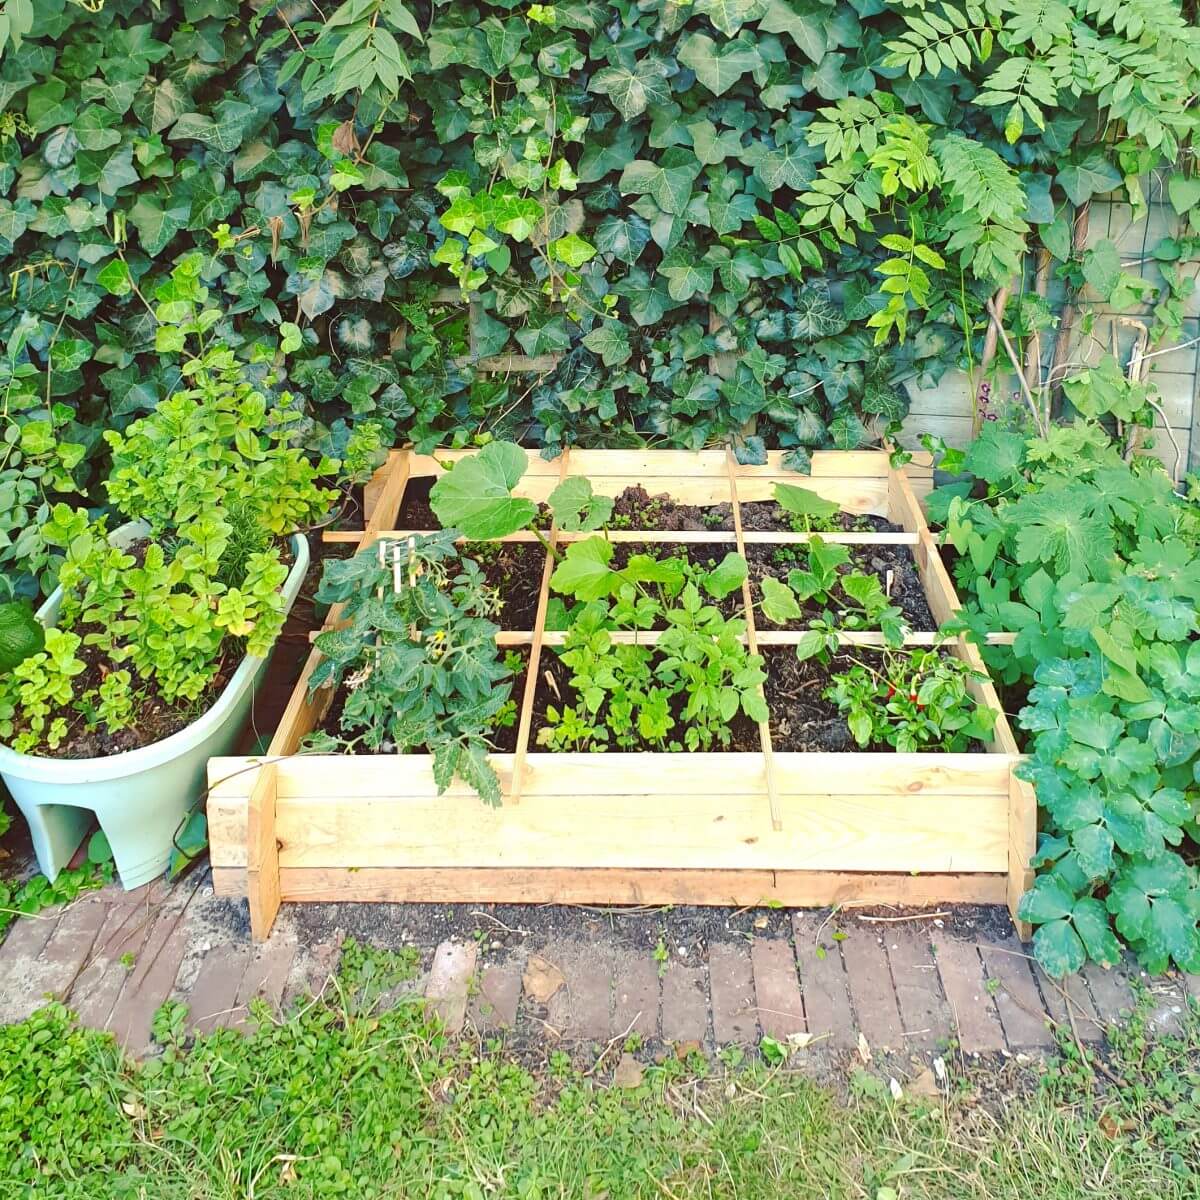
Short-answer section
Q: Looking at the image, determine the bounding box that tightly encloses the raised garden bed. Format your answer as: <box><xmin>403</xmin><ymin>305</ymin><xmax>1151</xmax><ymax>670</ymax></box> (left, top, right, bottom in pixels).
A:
<box><xmin>208</xmin><ymin>449</ymin><xmax>1035</xmax><ymax>940</ymax></box>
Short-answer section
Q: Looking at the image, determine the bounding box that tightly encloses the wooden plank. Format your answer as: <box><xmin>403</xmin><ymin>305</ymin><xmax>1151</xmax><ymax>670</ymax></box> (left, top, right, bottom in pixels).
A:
<box><xmin>1008</xmin><ymin>772</ymin><xmax>1036</xmax><ymax>940</ymax></box>
<box><xmin>310</xmin><ymin>628</ymin><xmax>1019</xmax><ymax>649</ymax></box>
<box><xmin>326</xmin><ymin>529</ymin><xmax>921</xmax><ymax>546</ymax></box>
<box><xmin>246</xmin><ymin>762</ymin><xmax>280</xmax><ymax>941</ymax></box>
<box><xmin>510</xmin><ymin>450</ymin><xmax>568</xmax><ymax>803</ymax></box>
<box><xmin>264</xmin><ymin>450</ymin><xmax>412</xmax><ymax>757</ymax></box>
<box><xmin>361</xmin><ymin>450</ymin><xmax>403</xmax><ymax>524</ymax></box>
<box><xmin>887</xmin><ymin>461</ymin><xmax>927</xmax><ymax>535</ymax></box>
<box><xmin>212</xmin><ymin>866</ymin><xmax>1009</xmax><ymax>908</ymax></box>
<box><xmin>726</xmin><ymin>446</ymin><xmax>777</xmax><ymax>829</ymax></box>
<box><xmin>454</xmin><ymin>353</ymin><xmax>562</xmax><ymax>373</ymax></box>
<box><xmin>209</xmin><ymin>751</ymin><xmax>1009</xmax><ymax>807</ymax></box>
<box><xmin>212</xmin><ymin>788</ymin><xmax>1008</xmax><ymax>874</ymax></box>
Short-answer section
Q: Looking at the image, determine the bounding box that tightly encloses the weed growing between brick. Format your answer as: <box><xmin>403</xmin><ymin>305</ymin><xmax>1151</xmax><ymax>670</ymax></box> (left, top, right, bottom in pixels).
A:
<box><xmin>1</xmin><ymin>943</ymin><xmax>1196</xmax><ymax>1199</ymax></box>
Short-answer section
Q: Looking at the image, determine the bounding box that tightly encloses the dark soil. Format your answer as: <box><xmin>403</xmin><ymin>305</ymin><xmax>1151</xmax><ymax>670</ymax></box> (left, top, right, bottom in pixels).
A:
<box><xmin>738</xmin><ymin>502</ymin><xmax>899</xmax><ymax>534</ymax></box>
<box><xmin>465</xmin><ymin>542</ymin><xmax>546</xmax><ymax>630</ymax></box>
<box><xmin>748</xmin><ymin>543</ymin><xmax>936</xmax><ymax>632</ymax></box>
<box><xmin>763</xmin><ymin>648</ymin><xmax>858</xmax><ymax>752</ymax></box>
<box><xmin>315</xmin><ymin>647</ymin><xmax>528</xmax><ymax>754</ymax></box>
<box><xmin>608</xmin><ymin>485</ymin><xmax>734</xmax><ymax>531</ymax></box>
<box><xmin>530</xmin><ymin>647</ymin><xmax>762</xmax><ymax>753</ymax></box>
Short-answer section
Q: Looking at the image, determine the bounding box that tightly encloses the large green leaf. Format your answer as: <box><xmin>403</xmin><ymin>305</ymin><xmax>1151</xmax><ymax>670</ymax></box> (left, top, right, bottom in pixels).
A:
<box><xmin>589</xmin><ymin>57</ymin><xmax>672</xmax><ymax>120</ymax></box>
<box><xmin>618</xmin><ymin>151</ymin><xmax>702</xmax><ymax>215</ymax></box>
<box><xmin>429</xmin><ymin>442</ymin><xmax>537</xmax><ymax>539</ymax></box>
<box><xmin>677</xmin><ymin>33</ymin><xmax>762</xmax><ymax>96</ymax></box>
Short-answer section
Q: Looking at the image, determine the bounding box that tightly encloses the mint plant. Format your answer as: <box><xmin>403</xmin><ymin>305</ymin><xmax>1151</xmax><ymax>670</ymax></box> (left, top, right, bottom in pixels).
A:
<box><xmin>305</xmin><ymin>532</ymin><xmax>515</xmax><ymax>805</ymax></box>
<box><xmin>929</xmin><ymin>365</ymin><xmax>1200</xmax><ymax>977</ymax></box>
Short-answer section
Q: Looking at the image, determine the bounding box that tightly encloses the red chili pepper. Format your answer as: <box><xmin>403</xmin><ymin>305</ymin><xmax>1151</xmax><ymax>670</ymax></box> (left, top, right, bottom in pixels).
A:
<box><xmin>885</xmin><ymin>686</ymin><xmax>895</xmax><ymax>699</ymax></box>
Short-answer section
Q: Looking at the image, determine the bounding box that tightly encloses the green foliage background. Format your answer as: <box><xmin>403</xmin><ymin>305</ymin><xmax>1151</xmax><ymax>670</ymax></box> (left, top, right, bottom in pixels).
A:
<box><xmin>3</xmin><ymin>0</ymin><xmax>1198</xmax><ymax>602</ymax></box>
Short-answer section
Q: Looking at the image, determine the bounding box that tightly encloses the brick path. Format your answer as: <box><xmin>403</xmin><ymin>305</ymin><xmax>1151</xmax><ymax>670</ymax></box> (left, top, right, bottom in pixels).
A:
<box><xmin>1</xmin><ymin>871</ymin><xmax>1196</xmax><ymax>1063</ymax></box>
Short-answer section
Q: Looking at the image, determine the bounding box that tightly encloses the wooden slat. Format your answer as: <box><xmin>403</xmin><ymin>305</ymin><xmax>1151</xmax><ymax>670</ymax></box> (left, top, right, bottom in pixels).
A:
<box><xmin>1008</xmin><ymin>772</ymin><xmax>1036</xmax><ymax>939</ymax></box>
<box><xmin>209</xmin><ymin>751</ymin><xmax>1009</xmax><ymax>808</ymax></box>
<box><xmin>325</xmin><ymin>528</ymin><xmax>921</xmax><ymax>546</ymax></box>
<box><xmin>211</xmin><ymin>788</ymin><xmax>1008</xmax><ymax>874</ymax></box>
<box><xmin>246</xmin><ymin>762</ymin><xmax>280</xmax><ymax>941</ymax></box>
<box><xmin>454</xmin><ymin>353</ymin><xmax>562</xmax><ymax>373</ymax></box>
<box><xmin>510</xmin><ymin>450</ymin><xmax>568</xmax><ymax>803</ymax></box>
<box><xmin>727</xmin><ymin>446</ymin><xmax>778</xmax><ymax>830</ymax></box>
<box><xmin>265</xmin><ymin>451</ymin><xmax>412</xmax><ymax>758</ymax></box>
<box><xmin>212</xmin><ymin>865</ymin><xmax>1008</xmax><ymax>908</ymax></box>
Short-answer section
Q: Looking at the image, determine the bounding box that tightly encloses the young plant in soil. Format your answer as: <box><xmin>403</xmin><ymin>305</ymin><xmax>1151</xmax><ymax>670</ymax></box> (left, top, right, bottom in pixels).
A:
<box><xmin>773</xmin><ymin>484</ymin><xmax>870</xmax><ymax>534</ymax></box>
<box><xmin>758</xmin><ymin>536</ymin><xmax>908</xmax><ymax>652</ymax></box>
<box><xmin>540</xmin><ymin>542</ymin><xmax>765</xmax><ymax>752</ymax></box>
<box><xmin>825</xmin><ymin>645</ymin><xmax>997</xmax><ymax>752</ymax></box>
<box><xmin>303</xmin><ymin>531</ymin><xmax>514</xmax><ymax>804</ymax></box>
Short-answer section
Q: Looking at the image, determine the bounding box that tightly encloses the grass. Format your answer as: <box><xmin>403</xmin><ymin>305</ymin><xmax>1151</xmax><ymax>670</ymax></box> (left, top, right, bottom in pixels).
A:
<box><xmin>1</xmin><ymin>940</ymin><xmax>1197</xmax><ymax>1199</ymax></box>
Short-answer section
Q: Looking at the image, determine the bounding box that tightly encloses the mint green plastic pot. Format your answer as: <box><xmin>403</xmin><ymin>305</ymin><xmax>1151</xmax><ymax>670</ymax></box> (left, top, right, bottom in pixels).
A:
<box><xmin>0</xmin><ymin>528</ymin><xmax>309</xmax><ymax>890</ymax></box>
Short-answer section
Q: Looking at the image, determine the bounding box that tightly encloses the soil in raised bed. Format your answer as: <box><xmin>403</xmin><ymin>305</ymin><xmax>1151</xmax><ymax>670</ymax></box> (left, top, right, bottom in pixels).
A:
<box><xmin>738</xmin><ymin>502</ymin><xmax>899</xmax><ymax>534</ymax></box>
<box><xmin>764</xmin><ymin>647</ymin><xmax>985</xmax><ymax>753</ymax></box>
<box><xmin>529</xmin><ymin>647</ymin><xmax>761</xmax><ymax>753</ymax></box>
<box><xmin>464</xmin><ymin>541</ymin><xmax>546</xmax><ymax>630</ymax></box>
<box><xmin>607</xmin><ymin>485</ymin><xmax>734</xmax><ymax>532</ymax></box>
<box><xmin>748</xmin><ymin>543</ymin><xmax>936</xmax><ymax>632</ymax></box>
<box><xmin>314</xmin><ymin>647</ymin><xmax>528</xmax><ymax>755</ymax></box>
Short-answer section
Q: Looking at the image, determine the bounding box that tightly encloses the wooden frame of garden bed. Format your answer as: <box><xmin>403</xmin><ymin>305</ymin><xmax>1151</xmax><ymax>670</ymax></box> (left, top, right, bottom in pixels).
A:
<box><xmin>208</xmin><ymin>448</ymin><xmax>1035</xmax><ymax>941</ymax></box>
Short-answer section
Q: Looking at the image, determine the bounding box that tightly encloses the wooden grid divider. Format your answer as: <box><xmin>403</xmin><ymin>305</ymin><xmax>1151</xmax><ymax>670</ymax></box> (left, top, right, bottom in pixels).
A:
<box><xmin>325</xmin><ymin>528</ymin><xmax>921</xmax><ymax>546</ymax></box>
<box><xmin>509</xmin><ymin>449</ymin><xmax>570</xmax><ymax>804</ymax></box>
<box><xmin>725</xmin><ymin>448</ymin><xmax>781</xmax><ymax>832</ymax></box>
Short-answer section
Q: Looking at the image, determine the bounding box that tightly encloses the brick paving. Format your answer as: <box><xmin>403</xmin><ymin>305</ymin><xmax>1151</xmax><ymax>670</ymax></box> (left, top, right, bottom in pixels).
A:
<box><xmin>1</xmin><ymin>872</ymin><xmax>1195</xmax><ymax>1066</ymax></box>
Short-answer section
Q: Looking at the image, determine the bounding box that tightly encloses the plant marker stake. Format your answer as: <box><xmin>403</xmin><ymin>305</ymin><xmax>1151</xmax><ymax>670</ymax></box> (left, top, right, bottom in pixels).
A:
<box><xmin>392</xmin><ymin>541</ymin><xmax>402</xmax><ymax>594</ymax></box>
<box><xmin>886</xmin><ymin>568</ymin><xmax>894</xmax><ymax>598</ymax></box>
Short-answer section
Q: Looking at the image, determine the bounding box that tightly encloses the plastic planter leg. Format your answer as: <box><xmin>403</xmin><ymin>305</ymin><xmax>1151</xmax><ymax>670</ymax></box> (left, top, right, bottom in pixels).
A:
<box><xmin>7</xmin><ymin>790</ymin><xmax>92</xmax><ymax>881</ymax></box>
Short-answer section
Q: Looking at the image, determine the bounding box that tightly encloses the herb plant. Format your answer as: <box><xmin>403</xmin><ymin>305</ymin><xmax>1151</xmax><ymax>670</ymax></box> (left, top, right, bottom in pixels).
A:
<box><xmin>305</xmin><ymin>532</ymin><xmax>515</xmax><ymax>804</ymax></box>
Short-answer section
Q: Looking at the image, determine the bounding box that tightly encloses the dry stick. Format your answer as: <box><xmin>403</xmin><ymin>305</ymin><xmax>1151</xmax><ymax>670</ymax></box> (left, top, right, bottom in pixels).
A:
<box><xmin>1024</xmin><ymin>249</ymin><xmax>1052</xmax><ymax>400</ymax></box>
<box><xmin>975</xmin><ymin>278</ymin><xmax>1014</xmax><ymax>435</ymax></box>
<box><xmin>724</xmin><ymin>448</ymin><xmax>780</xmax><ymax>831</ymax></box>
<box><xmin>1045</xmin><ymin>200</ymin><xmax>1091</xmax><ymax>415</ymax></box>
<box><xmin>985</xmin><ymin>296</ymin><xmax>1047</xmax><ymax>437</ymax></box>
<box><xmin>857</xmin><ymin>910</ymin><xmax>950</xmax><ymax>924</ymax></box>
<box><xmin>585</xmin><ymin>1012</ymin><xmax>643</xmax><ymax>1077</ymax></box>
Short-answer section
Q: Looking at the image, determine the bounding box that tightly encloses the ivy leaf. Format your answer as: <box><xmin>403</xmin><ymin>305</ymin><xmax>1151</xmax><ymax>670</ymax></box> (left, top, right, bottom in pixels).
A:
<box><xmin>1057</xmin><ymin>150</ymin><xmax>1122</xmax><ymax>206</ymax></box>
<box><xmin>549</xmin><ymin>233</ymin><xmax>596</xmax><ymax>268</ymax></box>
<box><xmin>589</xmin><ymin>57</ymin><xmax>672</xmax><ymax>120</ymax></box>
<box><xmin>428</xmin><ymin>441</ymin><xmax>537</xmax><ymax>539</ymax></box>
<box><xmin>129</xmin><ymin>194</ymin><xmax>188</xmax><ymax>257</ymax></box>
<box><xmin>677</xmin><ymin>33</ymin><xmax>762</xmax><ymax>97</ymax></box>
<box><xmin>618</xmin><ymin>151</ymin><xmax>702</xmax><ymax>215</ymax></box>
<box><xmin>594</xmin><ymin>213</ymin><xmax>651</xmax><ymax>264</ymax></box>
<box><xmin>660</xmin><ymin>249</ymin><xmax>716</xmax><ymax>301</ymax></box>
<box><xmin>582</xmin><ymin>321</ymin><xmax>632</xmax><ymax>367</ymax></box>
<box><xmin>1082</xmin><ymin>239</ymin><xmax>1121</xmax><ymax>299</ymax></box>
<box><xmin>696</xmin><ymin>0</ymin><xmax>763</xmax><ymax>36</ymax></box>
<box><xmin>614</xmin><ymin>266</ymin><xmax>673</xmax><ymax>326</ymax></box>
<box><xmin>758</xmin><ymin>0</ymin><xmax>828</xmax><ymax>61</ymax></box>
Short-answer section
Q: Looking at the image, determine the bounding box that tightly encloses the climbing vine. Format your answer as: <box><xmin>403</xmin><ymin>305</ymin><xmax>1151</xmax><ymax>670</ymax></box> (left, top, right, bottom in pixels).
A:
<box><xmin>0</xmin><ymin>0</ymin><xmax>1198</xmax><ymax>602</ymax></box>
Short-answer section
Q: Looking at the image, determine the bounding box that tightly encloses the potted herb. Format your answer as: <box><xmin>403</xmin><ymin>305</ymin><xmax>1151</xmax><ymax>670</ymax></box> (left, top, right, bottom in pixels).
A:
<box><xmin>0</xmin><ymin>261</ymin><xmax>334</xmax><ymax>888</ymax></box>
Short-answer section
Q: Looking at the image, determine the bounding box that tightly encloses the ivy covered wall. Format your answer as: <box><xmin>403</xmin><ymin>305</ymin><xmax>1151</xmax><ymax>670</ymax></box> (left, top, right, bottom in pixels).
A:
<box><xmin>2</xmin><ymin>0</ymin><xmax>1199</xmax><ymax>598</ymax></box>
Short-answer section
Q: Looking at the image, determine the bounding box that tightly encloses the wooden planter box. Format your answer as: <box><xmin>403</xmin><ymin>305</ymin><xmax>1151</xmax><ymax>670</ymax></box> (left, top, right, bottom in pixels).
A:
<box><xmin>209</xmin><ymin>448</ymin><xmax>1035</xmax><ymax>940</ymax></box>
